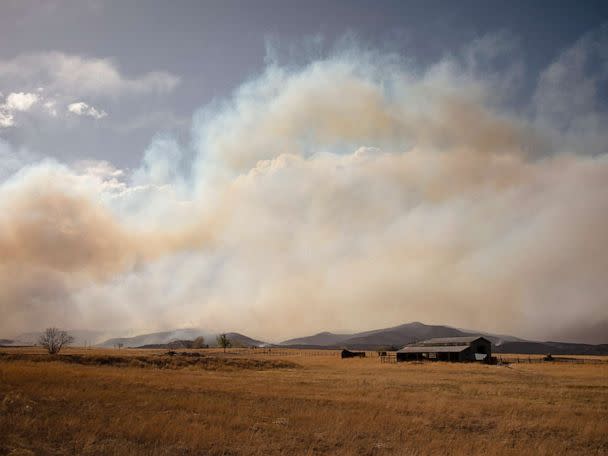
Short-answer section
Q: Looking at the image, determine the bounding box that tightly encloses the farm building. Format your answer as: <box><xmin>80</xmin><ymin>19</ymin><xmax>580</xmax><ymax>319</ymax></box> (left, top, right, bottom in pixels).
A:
<box><xmin>396</xmin><ymin>336</ymin><xmax>492</xmax><ymax>362</ymax></box>
<box><xmin>341</xmin><ymin>349</ymin><xmax>365</xmax><ymax>358</ymax></box>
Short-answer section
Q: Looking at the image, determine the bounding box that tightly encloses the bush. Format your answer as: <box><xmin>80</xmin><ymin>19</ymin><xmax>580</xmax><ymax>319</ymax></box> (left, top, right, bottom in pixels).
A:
<box><xmin>38</xmin><ymin>328</ymin><xmax>74</xmax><ymax>354</ymax></box>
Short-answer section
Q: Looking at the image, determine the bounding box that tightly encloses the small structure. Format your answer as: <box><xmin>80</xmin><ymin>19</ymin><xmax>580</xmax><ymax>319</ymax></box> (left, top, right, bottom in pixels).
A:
<box><xmin>396</xmin><ymin>336</ymin><xmax>491</xmax><ymax>363</ymax></box>
<box><xmin>341</xmin><ymin>349</ymin><xmax>366</xmax><ymax>358</ymax></box>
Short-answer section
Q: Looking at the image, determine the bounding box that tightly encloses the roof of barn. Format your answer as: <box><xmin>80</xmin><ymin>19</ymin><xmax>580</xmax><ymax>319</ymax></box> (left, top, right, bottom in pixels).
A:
<box><xmin>397</xmin><ymin>336</ymin><xmax>490</xmax><ymax>352</ymax></box>
<box><xmin>397</xmin><ymin>345</ymin><xmax>469</xmax><ymax>353</ymax></box>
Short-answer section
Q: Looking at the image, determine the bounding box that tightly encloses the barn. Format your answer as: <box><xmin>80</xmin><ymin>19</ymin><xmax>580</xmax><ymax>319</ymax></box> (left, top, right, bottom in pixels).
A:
<box><xmin>396</xmin><ymin>336</ymin><xmax>492</xmax><ymax>362</ymax></box>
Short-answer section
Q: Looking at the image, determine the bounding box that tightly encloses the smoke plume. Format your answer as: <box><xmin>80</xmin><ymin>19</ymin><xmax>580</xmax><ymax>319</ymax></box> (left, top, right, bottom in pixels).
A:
<box><xmin>2</xmin><ymin>31</ymin><xmax>608</xmax><ymax>343</ymax></box>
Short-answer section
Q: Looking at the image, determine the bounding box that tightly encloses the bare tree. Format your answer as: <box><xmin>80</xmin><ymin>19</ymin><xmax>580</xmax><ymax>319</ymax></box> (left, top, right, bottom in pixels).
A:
<box><xmin>117</xmin><ymin>342</ymin><xmax>124</xmax><ymax>350</ymax></box>
<box><xmin>192</xmin><ymin>336</ymin><xmax>206</xmax><ymax>349</ymax></box>
<box><xmin>216</xmin><ymin>333</ymin><xmax>231</xmax><ymax>353</ymax></box>
<box><xmin>38</xmin><ymin>328</ymin><xmax>74</xmax><ymax>354</ymax></box>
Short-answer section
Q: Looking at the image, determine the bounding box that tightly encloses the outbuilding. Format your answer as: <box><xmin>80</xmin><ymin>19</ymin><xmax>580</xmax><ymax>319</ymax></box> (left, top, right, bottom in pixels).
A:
<box><xmin>396</xmin><ymin>336</ymin><xmax>492</xmax><ymax>362</ymax></box>
<box><xmin>341</xmin><ymin>349</ymin><xmax>366</xmax><ymax>358</ymax></box>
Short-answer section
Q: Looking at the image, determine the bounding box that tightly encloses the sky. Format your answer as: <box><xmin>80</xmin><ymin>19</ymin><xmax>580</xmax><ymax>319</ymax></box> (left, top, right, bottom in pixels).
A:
<box><xmin>1</xmin><ymin>1</ymin><xmax>608</xmax><ymax>343</ymax></box>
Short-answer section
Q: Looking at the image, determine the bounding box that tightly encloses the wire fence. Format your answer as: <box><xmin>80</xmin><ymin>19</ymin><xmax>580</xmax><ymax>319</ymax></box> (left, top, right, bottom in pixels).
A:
<box><xmin>219</xmin><ymin>348</ymin><xmax>343</xmax><ymax>357</ymax></box>
<box><xmin>228</xmin><ymin>348</ymin><xmax>401</xmax><ymax>359</ymax></box>
<box><xmin>378</xmin><ymin>353</ymin><xmax>608</xmax><ymax>365</ymax></box>
<box><xmin>211</xmin><ymin>349</ymin><xmax>608</xmax><ymax>364</ymax></box>
<box><xmin>497</xmin><ymin>356</ymin><xmax>608</xmax><ymax>365</ymax></box>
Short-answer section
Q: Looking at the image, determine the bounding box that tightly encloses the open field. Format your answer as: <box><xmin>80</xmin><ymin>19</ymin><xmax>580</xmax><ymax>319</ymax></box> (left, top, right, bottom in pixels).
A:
<box><xmin>1</xmin><ymin>348</ymin><xmax>607</xmax><ymax>455</ymax></box>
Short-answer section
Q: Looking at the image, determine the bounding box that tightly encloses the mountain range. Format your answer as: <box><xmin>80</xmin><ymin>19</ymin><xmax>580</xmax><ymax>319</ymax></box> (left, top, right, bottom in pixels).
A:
<box><xmin>2</xmin><ymin>322</ymin><xmax>607</xmax><ymax>355</ymax></box>
<box><xmin>3</xmin><ymin>330</ymin><xmax>118</xmax><ymax>347</ymax></box>
<box><xmin>99</xmin><ymin>330</ymin><xmax>267</xmax><ymax>349</ymax></box>
<box><xmin>280</xmin><ymin>322</ymin><xmax>524</xmax><ymax>348</ymax></box>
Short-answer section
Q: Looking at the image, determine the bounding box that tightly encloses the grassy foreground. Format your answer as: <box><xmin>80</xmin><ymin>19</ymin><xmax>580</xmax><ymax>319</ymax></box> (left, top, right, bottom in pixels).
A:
<box><xmin>0</xmin><ymin>348</ymin><xmax>607</xmax><ymax>455</ymax></box>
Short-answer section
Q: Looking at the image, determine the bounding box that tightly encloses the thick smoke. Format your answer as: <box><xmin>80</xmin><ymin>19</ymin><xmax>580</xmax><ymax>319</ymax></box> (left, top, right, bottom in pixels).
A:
<box><xmin>1</xmin><ymin>31</ymin><xmax>608</xmax><ymax>343</ymax></box>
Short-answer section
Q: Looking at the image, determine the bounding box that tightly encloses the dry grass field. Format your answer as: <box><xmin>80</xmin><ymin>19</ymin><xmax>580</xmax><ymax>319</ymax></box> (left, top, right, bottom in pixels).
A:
<box><xmin>1</xmin><ymin>348</ymin><xmax>607</xmax><ymax>456</ymax></box>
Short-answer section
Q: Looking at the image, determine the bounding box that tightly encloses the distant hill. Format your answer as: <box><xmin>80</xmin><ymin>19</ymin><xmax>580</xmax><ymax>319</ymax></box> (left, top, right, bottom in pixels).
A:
<box><xmin>495</xmin><ymin>341</ymin><xmax>608</xmax><ymax>356</ymax></box>
<box><xmin>281</xmin><ymin>332</ymin><xmax>352</xmax><ymax>346</ymax></box>
<box><xmin>99</xmin><ymin>329</ymin><xmax>268</xmax><ymax>349</ymax></box>
<box><xmin>341</xmin><ymin>322</ymin><xmax>474</xmax><ymax>348</ymax></box>
<box><xmin>279</xmin><ymin>322</ymin><xmax>608</xmax><ymax>354</ymax></box>
<box><xmin>98</xmin><ymin>328</ymin><xmax>210</xmax><ymax>348</ymax></box>
<box><xmin>9</xmin><ymin>330</ymin><xmax>114</xmax><ymax>347</ymax></box>
<box><xmin>6</xmin><ymin>322</ymin><xmax>606</xmax><ymax>355</ymax></box>
<box><xmin>280</xmin><ymin>322</ymin><xmax>477</xmax><ymax>349</ymax></box>
<box><xmin>137</xmin><ymin>340</ymin><xmax>199</xmax><ymax>349</ymax></box>
<box><xmin>225</xmin><ymin>332</ymin><xmax>268</xmax><ymax>348</ymax></box>
<box><xmin>455</xmin><ymin>328</ymin><xmax>526</xmax><ymax>345</ymax></box>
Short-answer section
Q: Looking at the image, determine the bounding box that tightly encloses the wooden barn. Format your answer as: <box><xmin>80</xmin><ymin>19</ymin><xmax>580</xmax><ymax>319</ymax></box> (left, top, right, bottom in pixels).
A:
<box><xmin>396</xmin><ymin>336</ymin><xmax>492</xmax><ymax>362</ymax></box>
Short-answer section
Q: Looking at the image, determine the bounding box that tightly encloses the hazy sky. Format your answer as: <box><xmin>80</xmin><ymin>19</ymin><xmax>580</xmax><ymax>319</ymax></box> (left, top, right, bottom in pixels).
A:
<box><xmin>1</xmin><ymin>1</ymin><xmax>608</xmax><ymax>343</ymax></box>
<box><xmin>2</xmin><ymin>0</ymin><xmax>607</xmax><ymax>167</ymax></box>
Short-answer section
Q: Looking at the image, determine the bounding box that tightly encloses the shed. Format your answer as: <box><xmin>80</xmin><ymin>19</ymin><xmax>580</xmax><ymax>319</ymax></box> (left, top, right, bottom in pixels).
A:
<box><xmin>341</xmin><ymin>349</ymin><xmax>366</xmax><ymax>358</ymax></box>
<box><xmin>396</xmin><ymin>336</ymin><xmax>491</xmax><ymax>362</ymax></box>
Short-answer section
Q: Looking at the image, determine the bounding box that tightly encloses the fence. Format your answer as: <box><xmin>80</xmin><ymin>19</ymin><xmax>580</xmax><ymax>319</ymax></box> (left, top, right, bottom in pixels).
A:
<box><xmin>377</xmin><ymin>354</ymin><xmax>607</xmax><ymax>365</ymax></box>
<box><xmin>232</xmin><ymin>348</ymin><xmax>400</xmax><ymax>359</ymax></box>
<box><xmin>166</xmin><ymin>347</ymin><xmax>608</xmax><ymax>364</ymax></box>
<box><xmin>497</xmin><ymin>356</ymin><xmax>607</xmax><ymax>365</ymax></box>
<box><xmin>220</xmin><ymin>347</ymin><xmax>342</xmax><ymax>357</ymax></box>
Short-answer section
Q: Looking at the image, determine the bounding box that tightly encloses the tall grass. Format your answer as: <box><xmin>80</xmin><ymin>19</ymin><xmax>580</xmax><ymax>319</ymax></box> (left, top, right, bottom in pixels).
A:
<box><xmin>1</xmin><ymin>348</ymin><xmax>607</xmax><ymax>455</ymax></box>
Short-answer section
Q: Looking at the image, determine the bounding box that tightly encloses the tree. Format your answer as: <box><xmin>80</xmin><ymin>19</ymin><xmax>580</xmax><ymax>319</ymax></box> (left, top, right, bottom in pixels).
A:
<box><xmin>192</xmin><ymin>336</ymin><xmax>206</xmax><ymax>349</ymax></box>
<box><xmin>216</xmin><ymin>333</ymin><xmax>231</xmax><ymax>353</ymax></box>
<box><xmin>38</xmin><ymin>328</ymin><xmax>74</xmax><ymax>354</ymax></box>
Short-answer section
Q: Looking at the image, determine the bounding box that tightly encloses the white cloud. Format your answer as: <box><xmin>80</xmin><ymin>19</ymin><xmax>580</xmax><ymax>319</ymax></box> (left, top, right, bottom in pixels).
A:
<box><xmin>0</xmin><ymin>111</ymin><xmax>14</xmax><ymax>127</ymax></box>
<box><xmin>4</xmin><ymin>92</ymin><xmax>39</xmax><ymax>111</ymax></box>
<box><xmin>0</xmin><ymin>52</ymin><xmax>178</xmax><ymax>130</ymax></box>
<box><xmin>0</xmin><ymin>91</ymin><xmax>40</xmax><ymax>127</ymax></box>
<box><xmin>0</xmin><ymin>52</ymin><xmax>180</xmax><ymax>97</ymax></box>
<box><xmin>43</xmin><ymin>100</ymin><xmax>58</xmax><ymax>117</ymax></box>
<box><xmin>68</xmin><ymin>101</ymin><xmax>107</xmax><ymax>119</ymax></box>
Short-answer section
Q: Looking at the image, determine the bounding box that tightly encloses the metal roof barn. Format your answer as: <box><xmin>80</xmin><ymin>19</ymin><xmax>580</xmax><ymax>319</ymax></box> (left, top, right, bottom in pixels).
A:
<box><xmin>396</xmin><ymin>336</ymin><xmax>492</xmax><ymax>362</ymax></box>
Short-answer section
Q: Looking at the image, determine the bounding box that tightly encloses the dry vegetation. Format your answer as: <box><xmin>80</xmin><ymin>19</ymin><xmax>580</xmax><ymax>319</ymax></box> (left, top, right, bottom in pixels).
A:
<box><xmin>1</xmin><ymin>348</ymin><xmax>607</xmax><ymax>456</ymax></box>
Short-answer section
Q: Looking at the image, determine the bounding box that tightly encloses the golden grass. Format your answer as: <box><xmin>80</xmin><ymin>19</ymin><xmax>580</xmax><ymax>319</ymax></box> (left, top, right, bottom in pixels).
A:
<box><xmin>1</xmin><ymin>348</ymin><xmax>607</xmax><ymax>455</ymax></box>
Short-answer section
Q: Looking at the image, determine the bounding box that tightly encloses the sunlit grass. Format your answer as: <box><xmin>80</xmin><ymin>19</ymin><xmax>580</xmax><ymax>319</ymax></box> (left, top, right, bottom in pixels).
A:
<box><xmin>1</xmin><ymin>348</ymin><xmax>606</xmax><ymax>455</ymax></box>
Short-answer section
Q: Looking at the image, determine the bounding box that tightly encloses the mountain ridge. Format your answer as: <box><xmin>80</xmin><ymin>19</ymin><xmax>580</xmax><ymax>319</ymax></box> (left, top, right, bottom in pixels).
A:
<box><xmin>281</xmin><ymin>322</ymin><xmax>478</xmax><ymax>348</ymax></box>
<box><xmin>5</xmin><ymin>322</ymin><xmax>607</xmax><ymax>355</ymax></box>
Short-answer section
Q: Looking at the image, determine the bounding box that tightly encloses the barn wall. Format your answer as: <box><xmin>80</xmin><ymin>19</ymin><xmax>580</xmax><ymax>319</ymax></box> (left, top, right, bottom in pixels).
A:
<box><xmin>463</xmin><ymin>339</ymin><xmax>492</xmax><ymax>361</ymax></box>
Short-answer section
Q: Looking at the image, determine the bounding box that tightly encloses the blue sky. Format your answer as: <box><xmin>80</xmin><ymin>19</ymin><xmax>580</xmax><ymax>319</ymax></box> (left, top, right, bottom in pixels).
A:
<box><xmin>1</xmin><ymin>1</ymin><xmax>607</xmax><ymax>167</ymax></box>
